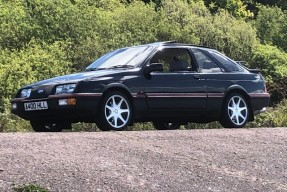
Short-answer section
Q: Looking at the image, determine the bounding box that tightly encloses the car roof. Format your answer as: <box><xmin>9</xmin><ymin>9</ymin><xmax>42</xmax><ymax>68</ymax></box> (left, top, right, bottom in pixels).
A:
<box><xmin>138</xmin><ymin>41</ymin><xmax>212</xmax><ymax>50</ymax></box>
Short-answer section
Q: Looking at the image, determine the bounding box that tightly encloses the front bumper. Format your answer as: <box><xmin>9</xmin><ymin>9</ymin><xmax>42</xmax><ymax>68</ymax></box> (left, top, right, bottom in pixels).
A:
<box><xmin>11</xmin><ymin>93</ymin><xmax>102</xmax><ymax>122</ymax></box>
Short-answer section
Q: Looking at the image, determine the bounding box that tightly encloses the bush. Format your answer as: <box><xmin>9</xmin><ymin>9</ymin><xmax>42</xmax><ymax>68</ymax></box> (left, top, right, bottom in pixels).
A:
<box><xmin>13</xmin><ymin>183</ymin><xmax>49</xmax><ymax>192</ymax></box>
<box><xmin>254</xmin><ymin>5</ymin><xmax>287</xmax><ymax>51</ymax></box>
<box><xmin>267</xmin><ymin>76</ymin><xmax>287</xmax><ymax>106</ymax></box>
<box><xmin>249</xmin><ymin>99</ymin><xmax>287</xmax><ymax>127</ymax></box>
<box><xmin>0</xmin><ymin>111</ymin><xmax>32</xmax><ymax>132</ymax></box>
<box><xmin>250</xmin><ymin>44</ymin><xmax>287</xmax><ymax>82</ymax></box>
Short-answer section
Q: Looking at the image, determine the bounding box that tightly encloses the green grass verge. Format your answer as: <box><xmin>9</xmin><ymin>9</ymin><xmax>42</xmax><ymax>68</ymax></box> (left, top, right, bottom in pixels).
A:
<box><xmin>13</xmin><ymin>183</ymin><xmax>49</xmax><ymax>192</ymax></box>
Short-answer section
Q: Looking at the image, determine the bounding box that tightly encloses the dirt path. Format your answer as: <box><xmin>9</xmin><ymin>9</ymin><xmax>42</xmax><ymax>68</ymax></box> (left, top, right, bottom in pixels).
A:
<box><xmin>0</xmin><ymin>128</ymin><xmax>286</xmax><ymax>192</ymax></box>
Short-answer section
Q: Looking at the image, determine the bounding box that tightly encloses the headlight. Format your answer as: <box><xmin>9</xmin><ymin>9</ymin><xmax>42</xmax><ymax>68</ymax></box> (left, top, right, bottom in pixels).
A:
<box><xmin>55</xmin><ymin>84</ymin><xmax>76</xmax><ymax>95</ymax></box>
<box><xmin>20</xmin><ymin>89</ymin><xmax>32</xmax><ymax>98</ymax></box>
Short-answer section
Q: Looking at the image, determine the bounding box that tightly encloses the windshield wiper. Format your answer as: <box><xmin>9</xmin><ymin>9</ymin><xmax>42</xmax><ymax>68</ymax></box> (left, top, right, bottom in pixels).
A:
<box><xmin>87</xmin><ymin>65</ymin><xmax>134</xmax><ymax>71</ymax></box>
<box><xmin>106</xmin><ymin>65</ymin><xmax>135</xmax><ymax>69</ymax></box>
<box><xmin>87</xmin><ymin>68</ymin><xmax>108</xmax><ymax>71</ymax></box>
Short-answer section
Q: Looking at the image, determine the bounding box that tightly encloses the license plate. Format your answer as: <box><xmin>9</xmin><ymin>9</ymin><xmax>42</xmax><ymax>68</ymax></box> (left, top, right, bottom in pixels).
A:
<box><xmin>24</xmin><ymin>101</ymin><xmax>48</xmax><ymax>111</ymax></box>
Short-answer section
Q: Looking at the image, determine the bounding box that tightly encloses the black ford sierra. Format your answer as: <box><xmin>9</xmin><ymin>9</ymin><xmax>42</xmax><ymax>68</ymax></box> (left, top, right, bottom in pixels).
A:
<box><xmin>11</xmin><ymin>42</ymin><xmax>270</xmax><ymax>131</ymax></box>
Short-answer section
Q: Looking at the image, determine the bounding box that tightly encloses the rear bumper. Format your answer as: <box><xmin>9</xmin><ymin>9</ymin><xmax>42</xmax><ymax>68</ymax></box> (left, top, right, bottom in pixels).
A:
<box><xmin>253</xmin><ymin>107</ymin><xmax>267</xmax><ymax>116</ymax></box>
<box><xmin>11</xmin><ymin>93</ymin><xmax>102</xmax><ymax>122</ymax></box>
<box><xmin>249</xmin><ymin>93</ymin><xmax>270</xmax><ymax>115</ymax></box>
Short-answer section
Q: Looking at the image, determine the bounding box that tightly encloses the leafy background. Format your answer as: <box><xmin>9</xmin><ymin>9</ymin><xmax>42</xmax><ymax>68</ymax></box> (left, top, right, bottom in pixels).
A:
<box><xmin>1</xmin><ymin>0</ymin><xmax>286</xmax><ymax>131</ymax></box>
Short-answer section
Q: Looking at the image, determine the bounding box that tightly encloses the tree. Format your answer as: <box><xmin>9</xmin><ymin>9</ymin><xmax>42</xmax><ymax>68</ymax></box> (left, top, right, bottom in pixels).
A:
<box><xmin>254</xmin><ymin>5</ymin><xmax>287</xmax><ymax>51</ymax></box>
<box><xmin>204</xmin><ymin>0</ymin><xmax>253</xmax><ymax>18</ymax></box>
<box><xmin>0</xmin><ymin>0</ymin><xmax>37</xmax><ymax>50</ymax></box>
<box><xmin>252</xmin><ymin>0</ymin><xmax>287</xmax><ymax>10</ymax></box>
<box><xmin>204</xmin><ymin>10</ymin><xmax>257</xmax><ymax>61</ymax></box>
<box><xmin>0</xmin><ymin>40</ymin><xmax>71</xmax><ymax>111</ymax></box>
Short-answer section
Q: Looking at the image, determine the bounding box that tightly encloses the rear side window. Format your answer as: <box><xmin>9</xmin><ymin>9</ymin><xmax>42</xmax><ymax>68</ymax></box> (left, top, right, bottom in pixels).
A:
<box><xmin>209</xmin><ymin>50</ymin><xmax>245</xmax><ymax>72</ymax></box>
<box><xmin>192</xmin><ymin>49</ymin><xmax>222</xmax><ymax>73</ymax></box>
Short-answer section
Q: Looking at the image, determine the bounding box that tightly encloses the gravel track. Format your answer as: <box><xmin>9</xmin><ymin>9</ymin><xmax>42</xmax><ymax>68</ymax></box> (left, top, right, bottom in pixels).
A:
<box><xmin>0</xmin><ymin>128</ymin><xmax>286</xmax><ymax>192</ymax></box>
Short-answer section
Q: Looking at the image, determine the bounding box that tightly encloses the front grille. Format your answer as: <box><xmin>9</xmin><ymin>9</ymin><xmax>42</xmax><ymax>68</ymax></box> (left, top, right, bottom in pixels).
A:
<box><xmin>29</xmin><ymin>88</ymin><xmax>51</xmax><ymax>99</ymax></box>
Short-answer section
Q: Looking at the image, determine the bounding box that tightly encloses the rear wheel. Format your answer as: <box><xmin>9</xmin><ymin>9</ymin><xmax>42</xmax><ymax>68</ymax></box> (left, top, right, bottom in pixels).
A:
<box><xmin>153</xmin><ymin>121</ymin><xmax>181</xmax><ymax>130</ymax></box>
<box><xmin>97</xmin><ymin>91</ymin><xmax>132</xmax><ymax>131</ymax></box>
<box><xmin>30</xmin><ymin>121</ymin><xmax>70</xmax><ymax>132</ymax></box>
<box><xmin>220</xmin><ymin>93</ymin><xmax>249</xmax><ymax>128</ymax></box>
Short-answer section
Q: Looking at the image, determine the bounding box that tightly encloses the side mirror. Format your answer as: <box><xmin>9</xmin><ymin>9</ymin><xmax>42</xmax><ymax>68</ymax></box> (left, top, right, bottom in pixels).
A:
<box><xmin>144</xmin><ymin>63</ymin><xmax>163</xmax><ymax>79</ymax></box>
<box><xmin>144</xmin><ymin>63</ymin><xmax>164</xmax><ymax>74</ymax></box>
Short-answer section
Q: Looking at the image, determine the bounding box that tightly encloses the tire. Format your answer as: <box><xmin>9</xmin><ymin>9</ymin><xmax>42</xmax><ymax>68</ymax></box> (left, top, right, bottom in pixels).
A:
<box><xmin>30</xmin><ymin>121</ymin><xmax>69</xmax><ymax>132</ymax></box>
<box><xmin>220</xmin><ymin>93</ymin><xmax>249</xmax><ymax>128</ymax></box>
<box><xmin>153</xmin><ymin>121</ymin><xmax>181</xmax><ymax>130</ymax></box>
<box><xmin>97</xmin><ymin>91</ymin><xmax>132</xmax><ymax>131</ymax></box>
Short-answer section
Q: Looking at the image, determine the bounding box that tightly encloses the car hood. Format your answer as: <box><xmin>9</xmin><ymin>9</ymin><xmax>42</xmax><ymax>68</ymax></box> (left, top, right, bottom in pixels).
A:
<box><xmin>28</xmin><ymin>70</ymin><xmax>124</xmax><ymax>87</ymax></box>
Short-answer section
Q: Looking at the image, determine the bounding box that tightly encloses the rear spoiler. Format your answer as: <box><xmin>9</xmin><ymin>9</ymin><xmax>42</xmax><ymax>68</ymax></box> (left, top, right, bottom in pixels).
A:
<box><xmin>247</xmin><ymin>68</ymin><xmax>261</xmax><ymax>74</ymax></box>
<box><xmin>235</xmin><ymin>61</ymin><xmax>261</xmax><ymax>74</ymax></box>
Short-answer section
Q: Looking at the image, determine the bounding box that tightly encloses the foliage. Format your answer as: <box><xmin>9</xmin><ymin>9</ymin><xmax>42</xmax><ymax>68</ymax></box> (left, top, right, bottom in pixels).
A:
<box><xmin>251</xmin><ymin>0</ymin><xmax>287</xmax><ymax>10</ymax></box>
<box><xmin>254</xmin><ymin>5</ymin><xmax>287</xmax><ymax>51</ymax></box>
<box><xmin>250</xmin><ymin>44</ymin><xmax>287</xmax><ymax>82</ymax></box>
<box><xmin>129</xmin><ymin>122</ymin><xmax>156</xmax><ymax>131</ymax></box>
<box><xmin>70</xmin><ymin>122</ymin><xmax>222</xmax><ymax>131</ymax></box>
<box><xmin>205</xmin><ymin>0</ymin><xmax>253</xmax><ymax>18</ymax></box>
<box><xmin>0</xmin><ymin>40</ymin><xmax>71</xmax><ymax>111</ymax></box>
<box><xmin>158</xmin><ymin>0</ymin><xmax>257</xmax><ymax>61</ymax></box>
<box><xmin>71</xmin><ymin>123</ymin><xmax>98</xmax><ymax>132</ymax></box>
<box><xmin>266</xmin><ymin>76</ymin><xmax>287</xmax><ymax>106</ymax></box>
<box><xmin>184</xmin><ymin>122</ymin><xmax>222</xmax><ymax>129</ymax></box>
<box><xmin>0</xmin><ymin>1</ymin><xmax>36</xmax><ymax>50</ymax></box>
<box><xmin>206</xmin><ymin>10</ymin><xmax>256</xmax><ymax>61</ymax></box>
<box><xmin>250</xmin><ymin>100</ymin><xmax>287</xmax><ymax>127</ymax></box>
<box><xmin>0</xmin><ymin>111</ymin><xmax>32</xmax><ymax>132</ymax></box>
<box><xmin>13</xmin><ymin>183</ymin><xmax>49</xmax><ymax>192</ymax></box>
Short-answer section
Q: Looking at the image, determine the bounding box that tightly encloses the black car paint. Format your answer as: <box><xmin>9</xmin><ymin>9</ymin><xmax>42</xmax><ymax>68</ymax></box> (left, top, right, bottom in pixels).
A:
<box><xmin>11</xmin><ymin>42</ymin><xmax>270</xmax><ymax>126</ymax></box>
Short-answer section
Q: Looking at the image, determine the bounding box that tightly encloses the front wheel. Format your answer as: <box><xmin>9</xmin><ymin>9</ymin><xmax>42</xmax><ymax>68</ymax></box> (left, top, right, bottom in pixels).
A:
<box><xmin>153</xmin><ymin>121</ymin><xmax>181</xmax><ymax>130</ymax></box>
<box><xmin>30</xmin><ymin>121</ymin><xmax>70</xmax><ymax>132</ymax></box>
<box><xmin>220</xmin><ymin>93</ymin><xmax>249</xmax><ymax>128</ymax></box>
<box><xmin>97</xmin><ymin>91</ymin><xmax>132</xmax><ymax>131</ymax></box>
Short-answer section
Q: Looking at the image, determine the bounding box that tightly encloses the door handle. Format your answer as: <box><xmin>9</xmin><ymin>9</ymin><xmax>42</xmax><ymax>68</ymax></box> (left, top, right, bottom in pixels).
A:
<box><xmin>193</xmin><ymin>75</ymin><xmax>201</xmax><ymax>79</ymax></box>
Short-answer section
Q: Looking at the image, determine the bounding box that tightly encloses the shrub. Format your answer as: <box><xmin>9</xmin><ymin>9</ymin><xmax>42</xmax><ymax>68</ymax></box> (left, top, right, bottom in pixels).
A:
<box><xmin>249</xmin><ymin>99</ymin><xmax>287</xmax><ymax>127</ymax></box>
<box><xmin>267</xmin><ymin>76</ymin><xmax>287</xmax><ymax>106</ymax></box>
<box><xmin>13</xmin><ymin>183</ymin><xmax>49</xmax><ymax>192</ymax></box>
<box><xmin>250</xmin><ymin>44</ymin><xmax>287</xmax><ymax>82</ymax></box>
<box><xmin>254</xmin><ymin>5</ymin><xmax>287</xmax><ymax>51</ymax></box>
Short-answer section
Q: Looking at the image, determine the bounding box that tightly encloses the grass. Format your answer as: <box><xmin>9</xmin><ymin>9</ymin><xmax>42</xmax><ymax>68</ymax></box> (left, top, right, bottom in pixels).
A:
<box><xmin>13</xmin><ymin>183</ymin><xmax>49</xmax><ymax>192</ymax></box>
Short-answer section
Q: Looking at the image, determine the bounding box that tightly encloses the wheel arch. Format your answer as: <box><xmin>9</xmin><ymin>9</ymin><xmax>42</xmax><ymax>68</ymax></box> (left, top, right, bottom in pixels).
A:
<box><xmin>223</xmin><ymin>86</ymin><xmax>254</xmax><ymax>121</ymax></box>
<box><xmin>101</xmin><ymin>83</ymin><xmax>135</xmax><ymax>123</ymax></box>
<box><xmin>102</xmin><ymin>83</ymin><xmax>133</xmax><ymax>100</ymax></box>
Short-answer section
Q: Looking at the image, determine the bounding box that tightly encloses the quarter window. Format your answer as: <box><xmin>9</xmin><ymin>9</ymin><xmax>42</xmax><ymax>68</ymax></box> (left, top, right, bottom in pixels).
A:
<box><xmin>208</xmin><ymin>50</ymin><xmax>245</xmax><ymax>72</ymax></box>
<box><xmin>192</xmin><ymin>49</ymin><xmax>222</xmax><ymax>73</ymax></box>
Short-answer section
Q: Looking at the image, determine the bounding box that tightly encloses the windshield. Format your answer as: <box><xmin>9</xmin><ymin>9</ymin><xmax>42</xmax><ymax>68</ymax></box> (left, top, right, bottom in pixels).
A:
<box><xmin>86</xmin><ymin>46</ymin><xmax>153</xmax><ymax>71</ymax></box>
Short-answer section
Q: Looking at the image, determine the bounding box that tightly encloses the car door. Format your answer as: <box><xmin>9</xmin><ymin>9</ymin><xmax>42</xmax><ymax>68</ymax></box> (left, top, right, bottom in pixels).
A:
<box><xmin>191</xmin><ymin>48</ymin><xmax>260</xmax><ymax>114</ymax></box>
<box><xmin>143</xmin><ymin>47</ymin><xmax>207</xmax><ymax>109</ymax></box>
<box><xmin>190</xmin><ymin>48</ymin><xmax>246</xmax><ymax>115</ymax></box>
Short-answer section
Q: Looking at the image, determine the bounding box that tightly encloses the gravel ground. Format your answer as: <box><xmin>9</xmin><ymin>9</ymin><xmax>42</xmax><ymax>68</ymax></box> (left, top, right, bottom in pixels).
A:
<box><xmin>0</xmin><ymin>128</ymin><xmax>286</xmax><ymax>192</ymax></box>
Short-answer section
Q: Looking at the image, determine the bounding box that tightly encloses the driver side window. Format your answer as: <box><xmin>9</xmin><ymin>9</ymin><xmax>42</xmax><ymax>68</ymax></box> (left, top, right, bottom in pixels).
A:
<box><xmin>150</xmin><ymin>48</ymin><xmax>194</xmax><ymax>72</ymax></box>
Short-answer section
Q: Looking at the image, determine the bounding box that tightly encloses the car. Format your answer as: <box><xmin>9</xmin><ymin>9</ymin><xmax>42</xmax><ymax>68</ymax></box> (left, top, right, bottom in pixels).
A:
<box><xmin>11</xmin><ymin>41</ymin><xmax>270</xmax><ymax>132</ymax></box>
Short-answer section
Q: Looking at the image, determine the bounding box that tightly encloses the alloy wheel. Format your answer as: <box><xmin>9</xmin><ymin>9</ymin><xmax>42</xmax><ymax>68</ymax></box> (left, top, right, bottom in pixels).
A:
<box><xmin>227</xmin><ymin>96</ymin><xmax>248</xmax><ymax>126</ymax></box>
<box><xmin>104</xmin><ymin>95</ymin><xmax>130</xmax><ymax>129</ymax></box>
